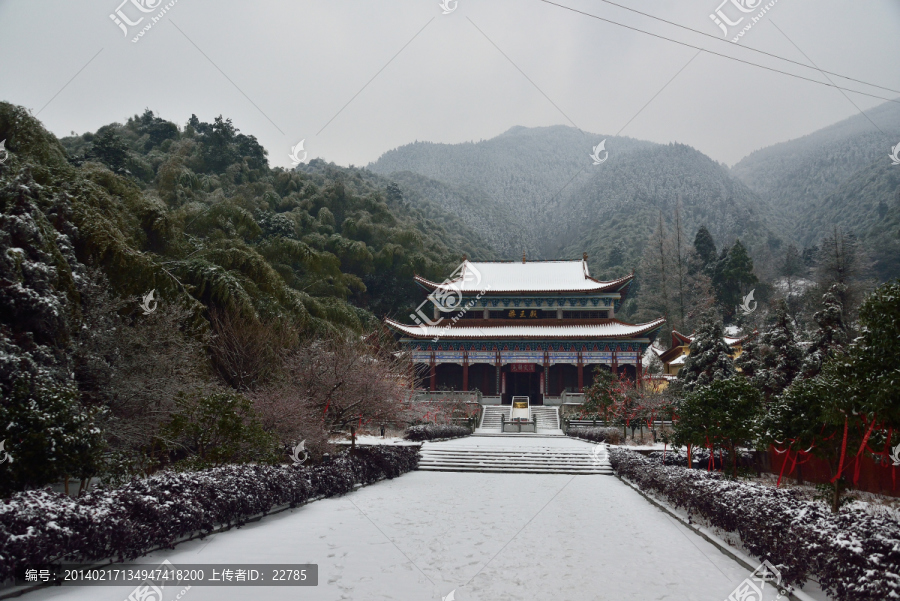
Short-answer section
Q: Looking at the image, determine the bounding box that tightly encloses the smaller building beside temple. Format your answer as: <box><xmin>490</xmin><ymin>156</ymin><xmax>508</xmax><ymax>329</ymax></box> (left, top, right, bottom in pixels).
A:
<box><xmin>654</xmin><ymin>329</ymin><xmax>755</xmax><ymax>378</ymax></box>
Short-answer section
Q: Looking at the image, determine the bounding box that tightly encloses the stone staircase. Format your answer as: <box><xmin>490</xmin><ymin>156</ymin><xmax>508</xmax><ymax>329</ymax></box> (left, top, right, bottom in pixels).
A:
<box><xmin>418</xmin><ymin>443</ymin><xmax>613</xmax><ymax>475</ymax></box>
<box><xmin>479</xmin><ymin>405</ymin><xmax>511</xmax><ymax>430</ymax></box>
<box><xmin>477</xmin><ymin>405</ymin><xmax>561</xmax><ymax>434</ymax></box>
<box><xmin>531</xmin><ymin>406</ymin><xmax>560</xmax><ymax>430</ymax></box>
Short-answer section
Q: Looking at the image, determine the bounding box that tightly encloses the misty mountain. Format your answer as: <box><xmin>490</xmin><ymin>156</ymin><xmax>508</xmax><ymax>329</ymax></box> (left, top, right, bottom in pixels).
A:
<box><xmin>732</xmin><ymin>100</ymin><xmax>900</xmax><ymax>280</ymax></box>
<box><xmin>797</xmin><ymin>158</ymin><xmax>900</xmax><ymax>280</ymax></box>
<box><xmin>554</xmin><ymin>142</ymin><xmax>790</xmax><ymax>275</ymax></box>
<box><xmin>369</xmin><ymin>125</ymin><xmax>789</xmax><ymax>277</ymax></box>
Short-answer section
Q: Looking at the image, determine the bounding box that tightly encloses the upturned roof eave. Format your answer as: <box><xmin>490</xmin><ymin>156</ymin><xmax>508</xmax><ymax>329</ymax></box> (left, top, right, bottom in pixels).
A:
<box><xmin>412</xmin><ymin>273</ymin><xmax>635</xmax><ymax>295</ymax></box>
<box><xmin>384</xmin><ymin>316</ymin><xmax>665</xmax><ymax>341</ymax></box>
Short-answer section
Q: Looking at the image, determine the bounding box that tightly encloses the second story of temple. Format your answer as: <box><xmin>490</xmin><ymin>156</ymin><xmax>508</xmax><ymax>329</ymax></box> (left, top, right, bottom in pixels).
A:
<box><xmin>407</xmin><ymin>253</ymin><xmax>634</xmax><ymax>324</ymax></box>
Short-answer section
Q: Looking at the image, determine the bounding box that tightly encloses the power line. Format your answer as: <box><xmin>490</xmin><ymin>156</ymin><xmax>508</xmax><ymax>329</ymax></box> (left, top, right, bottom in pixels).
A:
<box><xmin>586</xmin><ymin>0</ymin><xmax>900</xmax><ymax>96</ymax></box>
<box><xmin>538</xmin><ymin>0</ymin><xmax>900</xmax><ymax>105</ymax></box>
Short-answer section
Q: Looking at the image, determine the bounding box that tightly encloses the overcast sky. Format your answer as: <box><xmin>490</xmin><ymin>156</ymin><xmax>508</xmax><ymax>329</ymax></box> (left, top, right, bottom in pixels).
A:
<box><xmin>1</xmin><ymin>0</ymin><xmax>898</xmax><ymax>169</ymax></box>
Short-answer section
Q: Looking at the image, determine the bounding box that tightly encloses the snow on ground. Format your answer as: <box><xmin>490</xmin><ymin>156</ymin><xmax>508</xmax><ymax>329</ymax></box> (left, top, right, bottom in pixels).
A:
<box><xmin>25</xmin><ymin>436</ymin><xmax>782</xmax><ymax>601</ymax></box>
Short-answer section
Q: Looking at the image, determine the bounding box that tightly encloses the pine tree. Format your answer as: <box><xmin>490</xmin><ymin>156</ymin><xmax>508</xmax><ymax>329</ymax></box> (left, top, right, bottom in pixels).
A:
<box><xmin>636</xmin><ymin>213</ymin><xmax>673</xmax><ymax>337</ymax></box>
<box><xmin>672</xmin><ymin>200</ymin><xmax>689</xmax><ymax>332</ymax></box>
<box><xmin>800</xmin><ymin>284</ymin><xmax>848</xmax><ymax>379</ymax></box>
<box><xmin>816</xmin><ymin>227</ymin><xmax>872</xmax><ymax>320</ymax></box>
<box><xmin>780</xmin><ymin>244</ymin><xmax>804</xmax><ymax>297</ymax></box>
<box><xmin>692</xmin><ymin>225</ymin><xmax>717</xmax><ymax>274</ymax></box>
<box><xmin>738</xmin><ymin>301</ymin><xmax>803</xmax><ymax>402</ymax></box>
<box><xmin>678</xmin><ymin>311</ymin><xmax>736</xmax><ymax>393</ymax></box>
<box><xmin>712</xmin><ymin>240</ymin><xmax>759</xmax><ymax>321</ymax></box>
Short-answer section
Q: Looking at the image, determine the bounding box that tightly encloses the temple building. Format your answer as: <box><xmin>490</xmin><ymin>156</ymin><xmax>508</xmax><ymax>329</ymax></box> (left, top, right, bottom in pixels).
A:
<box><xmin>386</xmin><ymin>255</ymin><xmax>666</xmax><ymax>406</ymax></box>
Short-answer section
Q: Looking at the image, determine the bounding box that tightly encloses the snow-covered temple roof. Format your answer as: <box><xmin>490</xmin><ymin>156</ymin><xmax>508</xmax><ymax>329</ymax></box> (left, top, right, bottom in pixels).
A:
<box><xmin>414</xmin><ymin>258</ymin><xmax>633</xmax><ymax>295</ymax></box>
<box><xmin>385</xmin><ymin>317</ymin><xmax>666</xmax><ymax>340</ymax></box>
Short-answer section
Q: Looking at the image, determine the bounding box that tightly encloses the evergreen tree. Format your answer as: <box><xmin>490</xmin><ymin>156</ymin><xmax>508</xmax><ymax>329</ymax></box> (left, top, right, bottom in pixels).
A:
<box><xmin>815</xmin><ymin>227</ymin><xmax>871</xmax><ymax>320</ymax></box>
<box><xmin>800</xmin><ymin>284</ymin><xmax>848</xmax><ymax>379</ymax></box>
<box><xmin>678</xmin><ymin>311</ymin><xmax>736</xmax><ymax>393</ymax></box>
<box><xmin>712</xmin><ymin>239</ymin><xmax>758</xmax><ymax>321</ymax></box>
<box><xmin>636</xmin><ymin>213</ymin><xmax>672</xmax><ymax>337</ymax></box>
<box><xmin>832</xmin><ymin>279</ymin><xmax>900</xmax><ymax>428</ymax></box>
<box><xmin>88</xmin><ymin>128</ymin><xmax>129</xmax><ymax>173</ymax></box>
<box><xmin>761</xmin><ymin>375</ymin><xmax>852</xmax><ymax>512</ymax></box>
<box><xmin>780</xmin><ymin>244</ymin><xmax>804</xmax><ymax>315</ymax></box>
<box><xmin>737</xmin><ymin>301</ymin><xmax>803</xmax><ymax>402</ymax></box>
<box><xmin>673</xmin><ymin>377</ymin><xmax>762</xmax><ymax>475</ymax></box>
<box><xmin>691</xmin><ymin>225</ymin><xmax>717</xmax><ymax>274</ymax></box>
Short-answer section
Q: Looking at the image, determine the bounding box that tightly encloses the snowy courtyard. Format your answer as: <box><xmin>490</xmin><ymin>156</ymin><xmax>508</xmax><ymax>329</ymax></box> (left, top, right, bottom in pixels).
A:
<box><xmin>21</xmin><ymin>437</ymin><xmax>781</xmax><ymax>601</ymax></box>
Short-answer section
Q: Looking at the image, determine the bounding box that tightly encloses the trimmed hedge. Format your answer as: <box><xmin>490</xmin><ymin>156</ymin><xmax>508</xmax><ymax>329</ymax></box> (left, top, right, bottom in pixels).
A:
<box><xmin>647</xmin><ymin>448</ymin><xmax>754</xmax><ymax>471</ymax></box>
<box><xmin>404</xmin><ymin>424</ymin><xmax>471</xmax><ymax>441</ymax></box>
<box><xmin>567</xmin><ymin>426</ymin><xmax>620</xmax><ymax>444</ymax></box>
<box><xmin>0</xmin><ymin>446</ymin><xmax>418</xmax><ymax>582</ymax></box>
<box><xmin>610</xmin><ymin>448</ymin><xmax>900</xmax><ymax>601</ymax></box>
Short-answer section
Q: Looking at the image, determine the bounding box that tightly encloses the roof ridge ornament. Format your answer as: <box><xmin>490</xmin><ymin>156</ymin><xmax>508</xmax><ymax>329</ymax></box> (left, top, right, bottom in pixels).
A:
<box><xmin>522</xmin><ymin>251</ymin><xmax>526</xmax><ymax>264</ymax></box>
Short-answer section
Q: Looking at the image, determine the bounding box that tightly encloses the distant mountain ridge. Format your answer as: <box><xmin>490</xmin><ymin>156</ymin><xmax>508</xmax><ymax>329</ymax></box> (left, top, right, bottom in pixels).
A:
<box><xmin>731</xmin><ymin>100</ymin><xmax>900</xmax><ymax>279</ymax></box>
<box><xmin>369</xmin><ymin>125</ymin><xmax>789</xmax><ymax>278</ymax></box>
<box><xmin>369</xmin><ymin>103</ymin><xmax>900</xmax><ymax>281</ymax></box>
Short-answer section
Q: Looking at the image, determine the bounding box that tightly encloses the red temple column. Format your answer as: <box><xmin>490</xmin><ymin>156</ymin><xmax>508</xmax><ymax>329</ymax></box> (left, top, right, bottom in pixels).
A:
<box><xmin>637</xmin><ymin>353</ymin><xmax>643</xmax><ymax>388</ymax></box>
<box><xmin>612</xmin><ymin>349</ymin><xmax>619</xmax><ymax>376</ymax></box>
<box><xmin>543</xmin><ymin>352</ymin><xmax>549</xmax><ymax>395</ymax></box>
<box><xmin>462</xmin><ymin>353</ymin><xmax>469</xmax><ymax>392</ymax></box>
<box><xmin>577</xmin><ymin>351</ymin><xmax>584</xmax><ymax>393</ymax></box>
<box><xmin>429</xmin><ymin>354</ymin><xmax>436</xmax><ymax>391</ymax></box>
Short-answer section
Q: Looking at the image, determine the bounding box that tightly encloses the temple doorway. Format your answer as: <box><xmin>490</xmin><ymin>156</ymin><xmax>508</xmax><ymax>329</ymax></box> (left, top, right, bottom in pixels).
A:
<box><xmin>502</xmin><ymin>364</ymin><xmax>544</xmax><ymax>405</ymax></box>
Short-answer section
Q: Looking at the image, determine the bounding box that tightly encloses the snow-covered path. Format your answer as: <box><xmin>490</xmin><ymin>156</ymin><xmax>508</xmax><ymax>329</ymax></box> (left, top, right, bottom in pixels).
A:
<box><xmin>26</xmin><ymin>438</ymin><xmax>772</xmax><ymax>601</ymax></box>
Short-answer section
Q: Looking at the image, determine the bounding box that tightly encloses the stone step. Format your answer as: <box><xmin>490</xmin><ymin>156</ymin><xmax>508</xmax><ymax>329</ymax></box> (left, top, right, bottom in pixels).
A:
<box><xmin>418</xmin><ymin>465</ymin><xmax>612</xmax><ymax>475</ymax></box>
<box><xmin>418</xmin><ymin>442</ymin><xmax>612</xmax><ymax>475</ymax></box>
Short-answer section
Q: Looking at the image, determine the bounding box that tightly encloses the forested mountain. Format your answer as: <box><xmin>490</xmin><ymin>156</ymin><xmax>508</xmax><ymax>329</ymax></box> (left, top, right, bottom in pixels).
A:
<box><xmin>796</xmin><ymin>158</ymin><xmax>900</xmax><ymax>281</ymax></box>
<box><xmin>0</xmin><ymin>102</ymin><xmax>502</xmax><ymax>487</ymax></box>
<box><xmin>553</xmin><ymin>142</ymin><xmax>789</xmax><ymax>277</ymax></box>
<box><xmin>731</xmin><ymin>100</ymin><xmax>900</xmax><ymax>280</ymax></box>
<box><xmin>731</xmin><ymin>101</ymin><xmax>900</xmax><ymax>215</ymax></box>
<box><xmin>369</xmin><ymin>125</ymin><xmax>789</xmax><ymax>278</ymax></box>
<box><xmin>381</xmin><ymin>170</ymin><xmax>529</xmax><ymax>259</ymax></box>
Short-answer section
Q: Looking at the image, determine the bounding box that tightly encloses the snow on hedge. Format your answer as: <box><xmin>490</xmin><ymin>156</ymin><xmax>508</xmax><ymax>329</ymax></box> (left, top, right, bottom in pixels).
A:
<box><xmin>403</xmin><ymin>424</ymin><xmax>471</xmax><ymax>441</ymax></box>
<box><xmin>0</xmin><ymin>446</ymin><xmax>418</xmax><ymax>582</ymax></box>
<box><xmin>610</xmin><ymin>447</ymin><xmax>900</xmax><ymax>601</ymax></box>
<box><xmin>566</xmin><ymin>426</ymin><xmax>620</xmax><ymax>444</ymax></box>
